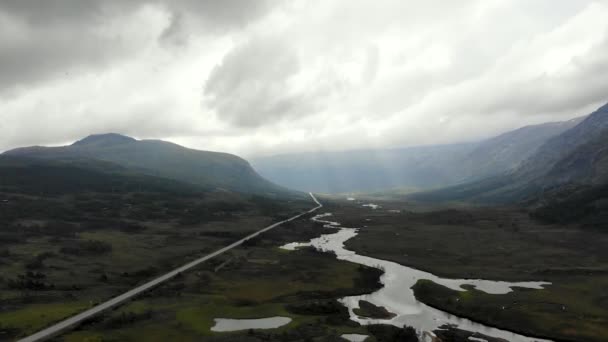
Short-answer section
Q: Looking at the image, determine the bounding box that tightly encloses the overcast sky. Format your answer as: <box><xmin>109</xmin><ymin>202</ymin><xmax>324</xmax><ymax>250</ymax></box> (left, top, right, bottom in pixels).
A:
<box><xmin>1</xmin><ymin>0</ymin><xmax>607</xmax><ymax>157</ymax></box>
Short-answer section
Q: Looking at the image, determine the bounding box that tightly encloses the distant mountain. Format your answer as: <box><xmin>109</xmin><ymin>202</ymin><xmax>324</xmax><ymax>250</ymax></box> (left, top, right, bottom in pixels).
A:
<box><xmin>4</xmin><ymin>134</ymin><xmax>291</xmax><ymax>196</ymax></box>
<box><xmin>252</xmin><ymin>144</ymin><xmax>478</xmax><ymax>193</ymax></box>
<box><xmin>252</xmin><ymin>117</ymin><xmax>581</xmax><ymax>193</ymax></box>
<box><xmin>409</xmin><ymin>102</ymin><xmax>608</xmax><ymax>204</ymax></box>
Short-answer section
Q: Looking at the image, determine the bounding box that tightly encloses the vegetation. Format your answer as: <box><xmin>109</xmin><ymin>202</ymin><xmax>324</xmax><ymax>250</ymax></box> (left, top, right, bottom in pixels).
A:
<box><xmin>55</xmin><ymin>215</ymin><xmax>386</xmax><ymax>341</ymax></box>
<box><xmin>353</xmin><ymin>300</ymin><xmax>395</xmax><ymax>319</ymax></box>
<box><xmin>4</xmin><ymin>133</ymin><xmax>293</xmax><ymax>195</ymax></box>
<box><xmin>0</xmin><ymin>158</ymin><xmax>312</xmax><ymax>339</ymax></box>
<box><xmin>413</xmin><ymin>279</ymin><xmax>608</xmax><ymax>342</ymax></box>
<box><xmin>531</xmin><ymin>183</ymin><xmax>608</xmax><ymax>229</ymax></box>
<box><xmin>330</xmin><ymin>198</ymin><xmax>608</xmax><ymax>341</ymax></box>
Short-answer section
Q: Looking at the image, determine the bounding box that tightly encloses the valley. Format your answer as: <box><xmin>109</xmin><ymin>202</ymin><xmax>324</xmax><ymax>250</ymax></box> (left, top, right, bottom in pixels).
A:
<box><xmin>6</xmin><ymin>191</ymin><xmax>606</xmax><ymax>341</ymax></box>
<box><xmin>3</xmin><ymin>3</ymin><xmax>608</xmax><ymax>341</ymax></box>
<box><xmin>335</xmin><ymin>198</ymin><xmax>608</xmax><ymax>341</ymax></box>
<box><xmin>1</xmin><ymin>103</ymin><xmax>607</xmax><ymax>341</ymax></box>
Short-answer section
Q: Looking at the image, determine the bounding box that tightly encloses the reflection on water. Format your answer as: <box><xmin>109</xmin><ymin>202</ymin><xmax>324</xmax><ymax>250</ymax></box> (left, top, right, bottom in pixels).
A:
<box><xmin>281</xmin><ymin>213</ymin><xmax>552</xmax><ymax>342</ymax></box>
<box><xmin>211</xmin><ymin>317</ymin><xmax>292</xmax><ymax>332</ymax></box>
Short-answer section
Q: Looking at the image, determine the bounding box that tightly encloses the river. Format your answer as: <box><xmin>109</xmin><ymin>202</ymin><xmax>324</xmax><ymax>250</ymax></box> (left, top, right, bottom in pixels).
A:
<box><xmin>281</xmin><ymin>212</ymin><xmax>553</xmax><ymax>342</ymax></box>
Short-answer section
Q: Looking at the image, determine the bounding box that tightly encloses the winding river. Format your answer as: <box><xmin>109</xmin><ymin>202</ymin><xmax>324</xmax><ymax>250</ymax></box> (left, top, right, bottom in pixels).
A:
<box><xmin>281</xmin><ymin>212</ymin><xmax>552</xmax><ymax>342</ymax></box>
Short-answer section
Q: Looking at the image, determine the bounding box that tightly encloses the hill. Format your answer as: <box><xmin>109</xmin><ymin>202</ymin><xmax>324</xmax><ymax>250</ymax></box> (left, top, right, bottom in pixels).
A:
<box><xmin>4</xmin><ymin>134</ymin><xmax>292</xmax><ymax>197</ymax></box>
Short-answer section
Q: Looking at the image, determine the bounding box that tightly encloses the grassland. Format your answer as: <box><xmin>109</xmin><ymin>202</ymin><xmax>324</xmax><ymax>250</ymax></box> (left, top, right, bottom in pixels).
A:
<box><xmin>0</xmin><ymin>184</ymin><xmax>313</xmax><ymax>340</ymax></box>
<box><xmin>55</xmin><ymin>214</ymin><xmax>387</xmax><ymax>342</ymax></box>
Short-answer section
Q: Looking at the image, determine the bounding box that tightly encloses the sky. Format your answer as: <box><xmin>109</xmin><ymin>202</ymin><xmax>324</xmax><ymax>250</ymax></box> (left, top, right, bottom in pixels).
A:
<box><xmin>1</xmin><ymin>0</ymin><xmax>607</xmax><ymax>157</ymax></box>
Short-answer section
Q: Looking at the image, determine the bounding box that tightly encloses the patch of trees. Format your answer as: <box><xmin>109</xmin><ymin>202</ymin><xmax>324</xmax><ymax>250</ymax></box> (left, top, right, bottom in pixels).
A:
<box><xmin>23</xmin><ymin>221</ymin><xmax>79</xmax><ymax>238</ymax></box>
<box><xmin>6</xmin><ymin>272</ymin><xmax>54</xmax><ymax>291</ymax></box>
<box><xmin>198</xmin><ymin>230</ymin><xmax>242</xmax><ymax>239</ymax></box>
<box><xmin>241</xmin><ymin>322</ymin><xmax>338</xmax><ymax>342</ymax></box>
<box><xmin>60</xmin><ymin>240</ymin><xmax>112</xmax><ymax>256</ymax></box>
<box><xmin>366</xmin><ymin>324</ymin><xmax>418</xmax><ymax>342</ymax></box>
<box><xmin>530</xmin><ymin>183</ymin><xmax>608</xmax><ymax>229</ymax></box>
<box><xmin>285</xmin><ymin>299</ymin><xmax>354</xmax><ymax>326</ymax></box>
<box><xmin>353</xmin><ymin>300</ymin><xmax>396</xmax><ymax>319</ymax></box>
<box><xmin>353</xmin><ymin>265</ymin><xmax>383</xmax><ymax>292</ymax></box>
<box><xmin>99</xmin><ymin>311</ymin><xmax>154</xmax><ymax>329</ymax></box>
<box><xmin>0</xmin><ymin>162</ymin><xmax>205</xmax><ymax>196</ymax></box>
<box><xmin>81</xmin><ymin>219</ymin><xmax>146</xmax><ymax>234</ymax></box>
<box><xmin>249</xmin><ymin>195</ymin><xmax>288</xmax><ymax>217</ymax></box>
<box><xmin>241</xmin><ymin>236</ymin><xmax>261</xmax><ymax>248</ymax></box>
<box><xmin>178</xmin><ymin>201</ymin><xmax>246</xmax><ymax>226</ymax></box>
<box><xmin>24</xmin><ymin>252</ymin><xmax>55</xmax><ymax>270</ymax></box>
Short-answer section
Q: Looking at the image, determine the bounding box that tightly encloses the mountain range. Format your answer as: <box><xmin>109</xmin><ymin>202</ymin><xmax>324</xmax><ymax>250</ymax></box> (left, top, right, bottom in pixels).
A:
<box><xmin>252</xmin><ymin>115</ymin><xmax>585</xmax><ymax>193</ymax></box>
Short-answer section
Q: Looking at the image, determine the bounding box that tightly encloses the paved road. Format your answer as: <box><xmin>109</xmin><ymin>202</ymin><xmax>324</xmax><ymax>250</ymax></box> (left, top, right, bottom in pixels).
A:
<box><xmin>18</xmin><ymin>193</ymin><xmax>323</xmax><ymax>342</ymax></box>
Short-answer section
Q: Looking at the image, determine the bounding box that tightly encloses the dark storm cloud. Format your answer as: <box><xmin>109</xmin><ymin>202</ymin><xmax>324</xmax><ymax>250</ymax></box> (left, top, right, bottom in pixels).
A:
<box><xmin>204</xmin><ymin>36</ymin><xmax>319</xmax><ymax>127</ymax></box>
<box><xmin>0</xmin><ymin>0</ymin><xmax>275</xmax><ymax>92</ymax></box>
<box><xmin>0</xmin><ymin>1</ymin><xmax>141</xmax><ymax>92</ymax></box>
<box><xmin>0</xmin><ymin>0</ymin><xmax>273</xmax><ymax>28</ymax></box>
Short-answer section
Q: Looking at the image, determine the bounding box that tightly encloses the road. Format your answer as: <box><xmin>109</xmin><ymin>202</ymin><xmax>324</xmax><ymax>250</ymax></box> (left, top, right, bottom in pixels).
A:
<box><xmin>18</xmin><ymin>193</ymin><xmax>323</xmax><ymax>342</ymax></box>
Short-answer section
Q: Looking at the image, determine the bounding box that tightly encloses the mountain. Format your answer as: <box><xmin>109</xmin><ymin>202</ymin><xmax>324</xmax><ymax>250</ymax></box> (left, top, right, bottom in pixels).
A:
<box><xmin>252</xmin><ymin>117</ymin><xmax>581</xmax><ymax>193</ymax></box>
<box><xmin>409</xmin><ymin>102</ymin><xmax>608</xmax><ymax>204</ymax></box>
<box><xmin>252</xmin><ymin>144</ymin><xmax>478</xmax><ymax>193</ymax></box>
<box><xmin>456</xmin><ymin>117</ymin><xmax>584</xmax><ymax>181</ymax></box>
<box><xmin>4</xmin><ymin>133</ymin><xmax>291</xmax><ymax>196</ymax></box>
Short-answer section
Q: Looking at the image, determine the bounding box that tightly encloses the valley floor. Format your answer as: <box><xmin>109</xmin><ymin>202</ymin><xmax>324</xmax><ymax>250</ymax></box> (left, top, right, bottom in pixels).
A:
<box><xmin>3</xmin><ymin>193</ymin><xmax>607</xmax><ymax>341</ymax></box>
<box><xmin>333</xmin><ymin>198</ymin><xmax>608</xmax><ymax>342</ymax></box>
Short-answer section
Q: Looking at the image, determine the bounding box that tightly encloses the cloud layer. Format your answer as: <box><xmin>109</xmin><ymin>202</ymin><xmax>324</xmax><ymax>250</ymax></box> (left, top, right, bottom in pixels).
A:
<box><xmin>1</xmin><ymin>0</ymin><xmax>607</xmax><ymax>156</ymax></box>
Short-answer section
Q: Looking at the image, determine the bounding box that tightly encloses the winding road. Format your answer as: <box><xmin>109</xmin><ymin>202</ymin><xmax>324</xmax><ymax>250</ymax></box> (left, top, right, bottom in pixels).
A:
<box><xmin>18</xmin><ymin>193</ymin><xmax>323</xmax><ymax>342</ymax></box>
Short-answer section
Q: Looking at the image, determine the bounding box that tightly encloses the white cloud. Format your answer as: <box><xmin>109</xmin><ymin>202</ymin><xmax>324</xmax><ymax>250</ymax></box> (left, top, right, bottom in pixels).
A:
<box><xmin>1</xmin><ymin>0</ymin><xmax>607</xmax><ymax>157</ymax></box>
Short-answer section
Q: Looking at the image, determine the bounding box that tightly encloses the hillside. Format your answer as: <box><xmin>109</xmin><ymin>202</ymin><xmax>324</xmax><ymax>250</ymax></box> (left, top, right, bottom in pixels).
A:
<box><xmin>409</xmin><ymin>102</ymin><xmax>608</xmax><ymax>204</ymax></box>
<box><xmin>0</xmin><ymin>155</ymin><xmax>205</xmax><ymax>196</ymax></box>
<box><xmin>4</xmin><ymin>134</ymin><xmax>292</xmax><ymax>197</ymax></box>
<box><xmin>457</xmin><ymin>117</ymin><xmax>583</xmax><ymax>181</ymax></box>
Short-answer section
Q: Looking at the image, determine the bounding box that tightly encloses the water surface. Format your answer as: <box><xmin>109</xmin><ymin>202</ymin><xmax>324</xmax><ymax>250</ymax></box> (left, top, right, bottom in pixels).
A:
<box><xmin>211</xmin><ymin>317</ymin><xmax>292</xmax><ymax>332</ymax></box>
<box><xmin>341</xmin><ymin>333</ymin><xmax>369</xmax><ymax>341</ymax></box>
